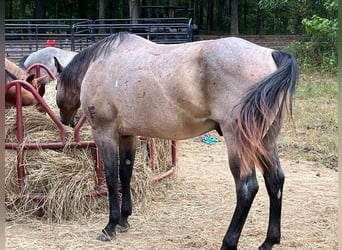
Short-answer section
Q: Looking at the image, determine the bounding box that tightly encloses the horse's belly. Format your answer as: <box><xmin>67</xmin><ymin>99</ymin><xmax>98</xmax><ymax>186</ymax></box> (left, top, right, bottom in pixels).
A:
<box><xmin>119</xmin><ymin>116</ymin><xmax>216</xmax><ymax>140</ymax></box>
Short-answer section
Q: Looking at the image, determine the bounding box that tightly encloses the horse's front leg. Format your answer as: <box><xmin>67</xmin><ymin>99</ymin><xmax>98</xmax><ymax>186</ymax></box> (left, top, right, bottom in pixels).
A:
<box><xmin>221</xmin><ymin>148</ymin><xmax>259</xmax><ymax>250</ymax></box>
<box><xmin>94</xmin><ymin>131</ymin><xmax>121</xmax><ymax>241</ymax></box>
<box><xmin>117</xmin><ymin>135</ymin><xmax>136</xmax><ymax>233</ymax></box>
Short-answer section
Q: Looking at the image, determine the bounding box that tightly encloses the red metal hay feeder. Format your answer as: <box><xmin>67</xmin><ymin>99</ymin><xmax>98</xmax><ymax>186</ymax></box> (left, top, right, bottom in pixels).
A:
<box><xmin>5</xmin><ymin>64</ymin><xmax>177</xmax><ymax>216</ymax></box>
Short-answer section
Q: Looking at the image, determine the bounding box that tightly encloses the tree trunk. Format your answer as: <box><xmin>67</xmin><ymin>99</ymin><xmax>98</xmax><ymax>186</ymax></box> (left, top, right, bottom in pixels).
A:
<box><xmin>129</xmin><ymin>0</ymin><xmax>140</xmax><ymax>23</ymax></box>
<box><xmin>243</xmin><ymin>0</ymin><xmax>247</xmax><ymax>32</ymax></box>
<box><xmin>216</xmin><ymin>0</ymin><xmax>224</xmax><ymax>31</ymax></box>
<box><xmin>99</xmin><ymin>0</ymin><xmax>106</xmax><ymax>19</ymax></box>
<box><xmin>256</xmin><ymin>1</ymin><xmax>263</xmax><ymax>35</ymax></box>
<box><xmin>191</xmin><ymin>0</ymin><xmax>196</xmax><ymax>21</ymax></box>
<box><xmin>198</xmin><ymin>0</ymin><xmax>203</xmax><ymax>31</ymax></box>
<box><xmin>7</xmin><ymin>0</ymin><xmax>13</xmax><ymax>18</ymax></box>
<box><xmin>33</xmin><ymin>0</ymin><xmax>45</xmax><ymax>19</ymax></box>
<box><xmin>230</xmin><ymin>0</ymin><xmax>238</xmax><ymax>36</ymax></box>
<box><xmin>207</xmin><ymin>0</ymin><xmax>214</xmax><ymax>33</ymax></box>
<box><xmin>168</xmin><ymin>0</ymin><xmax>175</xmax><ymax>18</ymax></box>
<box><xmin>99</xmin><ymin>0</ymin><xmax>106</xmax><ymax>34</ymax></box>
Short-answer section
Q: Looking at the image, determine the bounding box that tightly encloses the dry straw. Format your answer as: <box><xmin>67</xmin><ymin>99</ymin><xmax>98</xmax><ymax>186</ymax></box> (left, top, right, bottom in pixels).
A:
<box><xmin>5</xmin><ymin>81</ymin><xmax>174</xmax><ymax>222</ymax></box>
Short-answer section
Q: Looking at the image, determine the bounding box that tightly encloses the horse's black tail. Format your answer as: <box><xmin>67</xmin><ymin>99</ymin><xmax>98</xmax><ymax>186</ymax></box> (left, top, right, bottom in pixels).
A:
<box><xmin>236</xmin><ymin>51</ymin><xmax>299</xmax><ymax>176</ymax></box>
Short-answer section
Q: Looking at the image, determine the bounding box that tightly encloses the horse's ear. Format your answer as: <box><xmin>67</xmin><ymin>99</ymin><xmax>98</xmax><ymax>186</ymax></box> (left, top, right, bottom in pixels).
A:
<box><xmin>36</xmin><ymin>74</ymin><xmax>48</xmax><ymax>82</ymax></box>
<box><xmin>26</xmin><ymin>74</ymin><xmax>35</xmax><ymax>83</ymax></box>
<box><xmin>54</xmin><ymin>56</ymin><xmax>64</xmax><ymax>73</ymax></box>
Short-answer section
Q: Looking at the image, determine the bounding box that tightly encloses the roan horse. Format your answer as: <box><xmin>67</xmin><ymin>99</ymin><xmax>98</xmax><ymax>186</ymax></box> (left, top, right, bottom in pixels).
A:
<box><xmin>55</xmin><ymin>32</ymin><xmax>298</xmax><ymax>250</ymax></box>
<box><xmin>19</xmin><ymin>47</ymin><xmax>77</xmax><ymax>85</ymax></box>
<box><xmin>5</xmin><ymin>58</ymin><xmax>47</xmax><ymax>107</ymax></box>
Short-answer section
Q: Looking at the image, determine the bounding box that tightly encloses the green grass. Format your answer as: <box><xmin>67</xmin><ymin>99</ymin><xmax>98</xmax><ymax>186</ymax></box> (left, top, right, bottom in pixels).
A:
<box><xmin>278</xmin><ymin>71</ymin><xmax>338</xmax><ymax>170</ymax></box>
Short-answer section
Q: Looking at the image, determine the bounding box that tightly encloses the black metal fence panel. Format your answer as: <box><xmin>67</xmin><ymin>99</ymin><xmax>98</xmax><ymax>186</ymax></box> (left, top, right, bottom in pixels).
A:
<box><xmin>5</xmin><ymin>18</ymin><xmax>193</xmax><ymax>61</ymax></box>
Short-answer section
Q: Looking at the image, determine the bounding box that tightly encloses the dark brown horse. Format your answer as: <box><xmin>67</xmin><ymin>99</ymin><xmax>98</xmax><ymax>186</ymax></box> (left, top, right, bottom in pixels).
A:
<box><xmin>55</xmin><ymin>32</ymin><xmax>298</xmax><ymax>249</ymax></box>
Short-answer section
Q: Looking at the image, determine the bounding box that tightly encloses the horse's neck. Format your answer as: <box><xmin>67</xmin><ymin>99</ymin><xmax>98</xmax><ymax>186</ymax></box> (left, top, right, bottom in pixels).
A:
<box><xmin>5</xmin><ymin>58</ymin><xmax>28</xmax><ymax>80</ymax></box>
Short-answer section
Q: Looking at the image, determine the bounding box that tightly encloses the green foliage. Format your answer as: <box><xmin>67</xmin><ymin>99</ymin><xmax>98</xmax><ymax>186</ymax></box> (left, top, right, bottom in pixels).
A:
<box><xmin>282</xmin><ymin>0</ymin><xmax>337</xmax><ymax>74</ymax></box>
<box><xmin>303</xmin><ymin>17</ymin><xmax>337</xmax><ymax>36</ymax></box>
<box><xmin>279</xmin><ymin>73</ymin><xmax>338</xmax><ymax>170</ymax></box>
<box><xmin>258</xmin><ymin>0</ymin><xmax>290</xmax><ymax>9</ymax></box>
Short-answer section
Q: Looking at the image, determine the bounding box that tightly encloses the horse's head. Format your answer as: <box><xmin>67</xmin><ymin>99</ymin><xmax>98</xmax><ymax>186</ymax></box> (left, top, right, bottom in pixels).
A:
<box><xmin>54</xmin><ymin>56</ymin><xmax>80</xmax><ymax>127</ymax></box>
<box><xmin>5</xmin><ymin>69</ymin><xmax>47</xmax><ymax>97</ymax></box>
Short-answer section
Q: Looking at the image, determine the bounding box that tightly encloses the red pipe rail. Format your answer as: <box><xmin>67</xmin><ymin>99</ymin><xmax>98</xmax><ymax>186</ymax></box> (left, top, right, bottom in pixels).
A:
<box><xmin>25</xmin><ymin>63</ymin><xmax>56</xmax><ymax>79</ymax></box>
<box><xmin>5</xmin><ymin>65</ymin><xmax>177</xmax><ymax>215</ymax></box>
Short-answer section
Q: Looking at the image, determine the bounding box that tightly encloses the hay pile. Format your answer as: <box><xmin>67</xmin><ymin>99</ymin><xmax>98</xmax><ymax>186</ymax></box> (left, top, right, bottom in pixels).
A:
<box><xmin>5</xmin><ymin>81</ymin><xmax>174</xmax><ymax>222</ymax></box>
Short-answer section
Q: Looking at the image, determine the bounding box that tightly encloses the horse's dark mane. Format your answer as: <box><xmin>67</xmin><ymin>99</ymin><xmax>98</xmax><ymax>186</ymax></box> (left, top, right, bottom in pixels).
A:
<box><xmin>19</xmin><ymin>55</ymin><xmax>29</xmax><ymax>69</ymax></box>
<box><xmin>5</xmin><ymin>69</ymin><xmax>18</xmax><ymax>82</ymax></box>
<box><xmin>60</xmin><ymin>32</ymin><xmax>129</xmax><ymax>88</ymax></box>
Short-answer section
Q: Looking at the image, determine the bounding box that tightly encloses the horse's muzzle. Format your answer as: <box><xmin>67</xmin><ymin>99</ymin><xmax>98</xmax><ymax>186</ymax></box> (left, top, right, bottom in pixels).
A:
<box><xmin>69</xmin><ymin>118</ymin><xmax>77</xmax><ymax>128</ymax></box>
<box><xmin>59</xmin><ymin>111</ymin><xmax>77</xmax><ymax>128</ymax></box>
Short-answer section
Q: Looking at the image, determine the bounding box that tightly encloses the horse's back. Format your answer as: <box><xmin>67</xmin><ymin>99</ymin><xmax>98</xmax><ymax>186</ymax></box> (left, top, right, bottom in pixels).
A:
<box><xmin>24</xmin><ymin>47</ymin><xmax>77</xmax><ymax>76</ymax></box>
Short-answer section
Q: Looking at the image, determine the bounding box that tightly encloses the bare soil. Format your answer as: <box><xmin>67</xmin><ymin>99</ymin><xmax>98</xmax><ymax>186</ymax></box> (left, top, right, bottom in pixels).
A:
<box><xmin>5</xmin><ymin>135</ymin><xmax>338</xmax><ymax>249</ymax></box>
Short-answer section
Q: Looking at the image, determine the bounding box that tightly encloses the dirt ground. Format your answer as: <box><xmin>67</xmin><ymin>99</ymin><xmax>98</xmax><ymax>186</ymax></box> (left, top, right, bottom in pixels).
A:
<box><xmin>5</xmin><ymin>135</ymin><xmax>338</xmax><ymax>249</ymax></box>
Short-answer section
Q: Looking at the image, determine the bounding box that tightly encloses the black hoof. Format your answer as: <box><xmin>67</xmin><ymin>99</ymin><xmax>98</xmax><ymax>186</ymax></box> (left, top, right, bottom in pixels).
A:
<box><xmin>259</xmin><ymin>239</ymin><xmax>279</xmax><ymax>250</ymax></box>
<box><xmin>220</xmin><ymin>246</ymin><xmax>237</xmax><ymax>250</ymax></box>
<box><xmin>96</xmin><ymin>229</ymin><xmax>115</xmax><ymax>241</ymax></box>
<box><xmin>116</xmin><ymin>221</ymin><xmax>130</xmax><ymax>233</ymax></box>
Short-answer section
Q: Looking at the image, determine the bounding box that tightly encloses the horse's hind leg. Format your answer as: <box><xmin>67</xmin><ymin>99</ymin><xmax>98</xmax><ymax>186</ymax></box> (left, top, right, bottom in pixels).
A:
<box><xmin>221</xmin><ymin>141</ymin><xmax>259</xmax><ymax>250</ymax></box>
<box><xmin>259</xmin><ymin>148</ymin><xmax>284</xmax><ymax>250</ymax></box>
<box><xmin>117</xmin><ymin>135</ymin><xmax>136</xmax><ymax>233</ymax></box>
